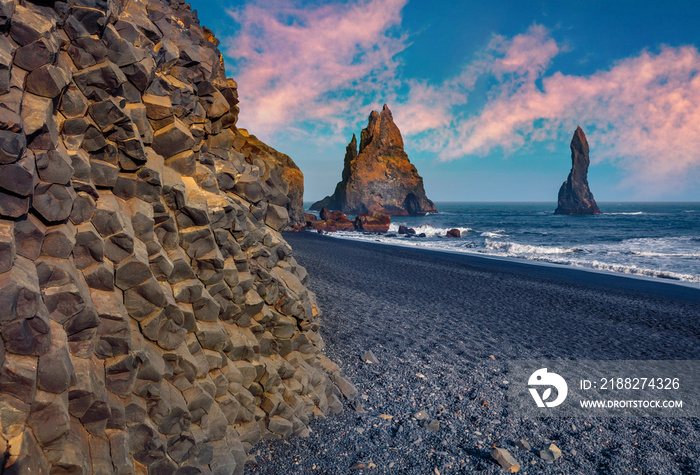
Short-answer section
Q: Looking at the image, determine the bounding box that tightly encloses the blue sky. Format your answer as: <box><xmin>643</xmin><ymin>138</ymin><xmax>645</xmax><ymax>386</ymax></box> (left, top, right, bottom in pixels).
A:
<box><xmin>188</xmin><ymin>0</ymin><xmax>700</xmax><ymax>202</ymax></box>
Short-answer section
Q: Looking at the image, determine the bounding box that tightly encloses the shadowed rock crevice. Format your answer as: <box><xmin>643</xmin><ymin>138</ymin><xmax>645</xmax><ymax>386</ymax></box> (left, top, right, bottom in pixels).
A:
<box><xmin>555</xmin><ymin>126</ymin><xmax>601</xmax><ymax>215</ymax></box>
<box><xmin>311</xmin><ymin>105</ymin><xmax>436</xmax><ymax>216</ymax></box>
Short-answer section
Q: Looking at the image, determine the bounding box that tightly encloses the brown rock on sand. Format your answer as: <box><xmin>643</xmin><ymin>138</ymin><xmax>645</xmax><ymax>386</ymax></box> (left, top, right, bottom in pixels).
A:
<box><xmin>354</xmin><ymin>211</ymin><xmax>391</xmax><ymax>233</ymax></box>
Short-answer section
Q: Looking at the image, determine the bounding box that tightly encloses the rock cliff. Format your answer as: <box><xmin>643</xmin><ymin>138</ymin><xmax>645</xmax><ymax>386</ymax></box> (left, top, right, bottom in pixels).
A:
<box><xmin>555</xmin><ymin>126</ymin><xmax>601</xmax><ymax>215</ymax></box>
<box><xmin>311</xmin><ymin>105</ymin><xmax>436</xmax><ymax>216</ymax></box>
<box><xmin>0</xmin><ymin>1</ymin><xmax>345</xmax><ymax>473</ymax></box>
<box><xmin>231</xmin><ymin>128</ymin><xmax>305</xmax><ymax>228</ymax></box>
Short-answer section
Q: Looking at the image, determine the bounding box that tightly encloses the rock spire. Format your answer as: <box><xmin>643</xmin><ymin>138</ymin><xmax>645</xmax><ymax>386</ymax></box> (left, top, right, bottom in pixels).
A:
<box><xmin>555</xmin><ymin>126</ymin><xmax>601</xmax><ymax>215</ymax></box>
<box><xmin>311</xmin><ymin>105</ymin><xmax>436</xmax><ymax>216</ymax></box>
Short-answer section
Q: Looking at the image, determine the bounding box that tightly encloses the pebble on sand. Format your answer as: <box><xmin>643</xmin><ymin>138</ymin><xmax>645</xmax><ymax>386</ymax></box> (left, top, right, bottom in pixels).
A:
<box><xmin>414</xmin><ymin>409</ymin><xmax>430</xmax><ymax>421</ymax></box>
<box><xmin>490</xmin><ymin>447</ymin><xmax>521</xmax><ymax>473</ymax></box>
<box><xmin>516</xmin><ymin>439</ymin><xmax>531</xmax><ymax>451</ymax></box>
<box><xmin>539</xmin><ymin>443</ymin><xmax>562</xmax><ymax>462</ymax></box>
<box><xmin>361</xmin><ymin>349</ymin><xmax>379</xmax><ymax>364</ymax></box>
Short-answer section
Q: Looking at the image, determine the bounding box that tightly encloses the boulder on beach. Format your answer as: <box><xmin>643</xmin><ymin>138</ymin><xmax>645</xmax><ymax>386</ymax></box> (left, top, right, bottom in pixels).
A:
<box><xmin>555</xmin><ymin>126</ymin><xmax>601</xmax><ymax>215</ymax></box>
<box><xmin>306</xmin><ymin>208</ymin><xmax>355</xmax><ymax>232</ymax></box>
<box><xmin>310</xmin><ymin>105</ymin><xmax>436</xmax><ymax>216</ymax></box>
<box><xmin>332</xmin><ymin>215</ymin><xmax>356</xmax><ymax>232</ymax></box>
<box><xmin>307</xmin><ymin>209</ymin><xmax>390</xmax><ymax>234</ymax></box>
<box><xmin>354</xmin><ymin>211</ymin><xmax>391</xmax><ymax>233</ymax></box>
<box><xmin>320</xmin><ymin>208</ymin><xmax>346</xmax><ymax>221</ymax></box>
<box><xmin>398</xmin><ymin>225</ymin><xmax>416</xmax><ymax>235</ymax></box>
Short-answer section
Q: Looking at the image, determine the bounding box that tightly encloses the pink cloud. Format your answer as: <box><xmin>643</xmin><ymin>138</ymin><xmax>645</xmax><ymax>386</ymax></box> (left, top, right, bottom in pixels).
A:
<box><xmin>391</xmin><ymin>80</ymin><xmax>466</xmax><ymax>136</ymax></box>
<box><xmin>489</xmin><ymin>24</ymin><xmax>559</xmax><ymax>78</ymax></box>
<box><xmin>225</xmin><ymin>0</ymin><xmax>408</xmax><ymax>138</ymax></box>
<box><xmin>391</xmin><ymin>24</ymin><xmax>561</xmax><ymax>142</ymax></box>
<box><xmin>224</xmin><ymin>7</ymin><xmax>700</xmax><ymax>196</ymax></box>
<box><xmin>442</xmin><ymin>44</ymin><xmax>700</xmax><ymax>195</ymax></box>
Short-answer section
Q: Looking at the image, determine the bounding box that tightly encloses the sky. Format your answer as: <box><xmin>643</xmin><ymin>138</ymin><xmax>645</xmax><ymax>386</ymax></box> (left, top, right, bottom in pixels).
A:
<box><xmin>188</xmin><ymin>0</ymin><xmax>700</xmax><ymax>202</ymax></box>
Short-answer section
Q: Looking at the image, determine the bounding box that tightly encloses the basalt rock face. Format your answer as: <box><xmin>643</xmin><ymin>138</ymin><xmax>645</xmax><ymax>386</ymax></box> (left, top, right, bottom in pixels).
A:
<box><xmin>555</xmin><ymin>127</ymin><xmax>601</xmax><ymax>215</ymax></box>
<box><xmin>232</xmin><ymin>129</ymin><xmax>305</xmax><ymax>228</ymax></box>
<box><xmin>311</xmin><ymin>105</ymin><xmax>436</xmax><ymax>216</ymax></box>
<box><xmin>0</xmin><ymin>1</ymin><xmax>341</xmax><ymax>474</ymax></box>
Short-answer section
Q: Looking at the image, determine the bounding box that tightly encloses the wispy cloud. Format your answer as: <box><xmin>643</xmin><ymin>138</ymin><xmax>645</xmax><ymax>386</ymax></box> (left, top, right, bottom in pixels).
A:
<box><xmin>224</xmin><ymin>4</ymin><xmax>700</xmax><ymax>196</ymax></box>
<box><xmin>490</xmin><ymin>24</ymin><xmax>559</xmax><ymax>78</ymax></box>
<box><xmin>421</xmin><ymin>26</ymin><xmax>700</xmax><ymax>196</ymax></box>
<box><xmin>224</xmin><ymin>0</ymin><xmax>408</xmax><ymax>138</ymax></box>
<box><xmin>390</xmin><ymin>80</ymin><xmax>465</xmax><ymax>136</ymax></box>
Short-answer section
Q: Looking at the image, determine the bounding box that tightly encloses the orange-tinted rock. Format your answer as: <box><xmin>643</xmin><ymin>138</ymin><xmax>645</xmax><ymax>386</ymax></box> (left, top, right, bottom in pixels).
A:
<box><xmin>308</xmin><ymin>220</ymin><xmax>325</xmax><ymax>232</ymax></box>
<box><xmin>317</xmin><ymin>209</ymin><xmax>355</xmax><ymax>231</ymax></box>
<box><xmin>319</xmin><ymin>208</ymin><xmax>344</xmax><ymax>221</ymax></box>
<box><xmin>318</xmin><ymin>224</ymin><xmax>336</xmax><ymax>234</ymax></box>
<box><xmin>555</xmin><ymin>127</ymin><xmax>601</xmax><ymax>215</ymax></box>
<box><xmin>332</xmin><ymin>217</ymin><xmax>355</xmax><ymax>232</ymax></box>
<box><xmin>281</xmin><ymin>161</ymin><xmax>304</xmax><ymax>224</ymax></box>
<box><xmin>446</xmin><ymin>228</ymin><xmax>461</xmax><ymax>238</ymax></box>
<box><xmin>354</xmin><ymin>211</ymin><xmax>390</xmax><ymax>233</ymax></box>
<box><xmin>231</xmin><ymin>129</ymin><xmax>305</xmax><ymax>228</ymax></box>
<box><xmin>311</xmin><ymin>105</ymin><xmax>436</xmax><ymax>216</ymax></box>
<box><xmin>307</xmin><ymin>218</ymin><xmax>350</xmax><ymax>233</ymax></box>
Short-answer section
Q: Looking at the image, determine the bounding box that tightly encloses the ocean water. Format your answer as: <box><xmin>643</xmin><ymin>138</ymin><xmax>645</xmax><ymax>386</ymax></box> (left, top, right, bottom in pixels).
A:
<box><xmin>305</xmin><ymin>202</ymin><xmax>700</xmax><ymax>285</ymax></box>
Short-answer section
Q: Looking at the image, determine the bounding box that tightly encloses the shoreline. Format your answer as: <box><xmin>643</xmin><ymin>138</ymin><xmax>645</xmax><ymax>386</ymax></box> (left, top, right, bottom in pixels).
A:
<box><xmin>318</xmin><ymin>230</ymin><xmax>700</xmax><ymax>299</ymax></box>
<box><xmin>245</xmin><ymin>231</ymin><xmax>699</xmax><ymax>474</ymax></box>
<box><xmin>302</xmin><ymin>201</ymin><xmax>700</xmax><ymax>289</ymax></box>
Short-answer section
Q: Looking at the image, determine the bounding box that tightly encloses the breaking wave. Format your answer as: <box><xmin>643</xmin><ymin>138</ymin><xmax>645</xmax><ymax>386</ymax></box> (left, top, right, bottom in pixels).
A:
<box><xmin>388</xmin><ymin>223</ymin><xmax>472</xmax><ymax>237</ymax></box>
<box><xmin>480</xmin><ymin>230</ymin><xmax>508</xmax><ymax>238</ymax></box>
<box><xmin>316</xmin><ymin>202</ymin><xmax>700</xmax><ymax>285</ymax></box>
<box><xmin>542</xmin><ymin>257</ymin><xmax>700</xmax><ymax>283</ymax></box>
<box><xmin>484</xmin><ymin>239</ymin><xmax>582</xmax><ymax>255</ymax></box>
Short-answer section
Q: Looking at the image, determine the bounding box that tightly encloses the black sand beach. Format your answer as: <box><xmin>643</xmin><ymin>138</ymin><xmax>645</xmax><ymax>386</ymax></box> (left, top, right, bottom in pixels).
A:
<box><xmin>246</xmin><ymin>232</ymin><xmax>700</xmax><ymax>474</ymax></box>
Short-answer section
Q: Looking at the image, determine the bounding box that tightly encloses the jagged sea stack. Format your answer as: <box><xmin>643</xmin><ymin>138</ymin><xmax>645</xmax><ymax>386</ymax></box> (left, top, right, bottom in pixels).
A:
<box><xmin>555</xmin><ymin>126</ymin><xmax>601</xmax><ymax>215</ymax></box>
<box><xmin>311</xmin><ymin>105</ymin><xmax>436</xmax><ymax>216</ymax></box>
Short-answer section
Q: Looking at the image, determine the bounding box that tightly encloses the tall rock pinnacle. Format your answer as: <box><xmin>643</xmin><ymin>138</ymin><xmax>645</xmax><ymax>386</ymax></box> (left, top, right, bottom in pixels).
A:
<box><xmin>555</xmin><ymin>126</ymin><xmax>601</xmax><ymax>215</ymax></box>
<box><xmin>311</xmin><ymin>104</ymin><xmax>436</xmax><ymax>216</ymax></box>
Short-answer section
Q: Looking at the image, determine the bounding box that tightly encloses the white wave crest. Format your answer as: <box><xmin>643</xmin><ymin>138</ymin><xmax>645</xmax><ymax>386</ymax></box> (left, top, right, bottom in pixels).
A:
<box><xmin>631</xmin><ymin>251</ymin><xmax>700</xmax><ymax>258</ymax></box>
<box><xmin>322</xmin><ymin>232</ymin><xmax>700</xmax><ymax>284</ymax></box>
<box><xmin>388</xmin><ymin>224</ymin><xmax>472</xmax><ymax>237</ymax></box>
<box><xmin>563</xmin><ymin>259</ymin><xmax>700</xmax><ymax>283</ymax></box>
<box><xmin>480</xmin><ymin>231</ymin><xmax>508</xmax><ymax>238</ymax></box>
<box><xmin>484</xmin><ymin>239</ymin><xmax>581</xmax><ymax>255</ymax></box>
